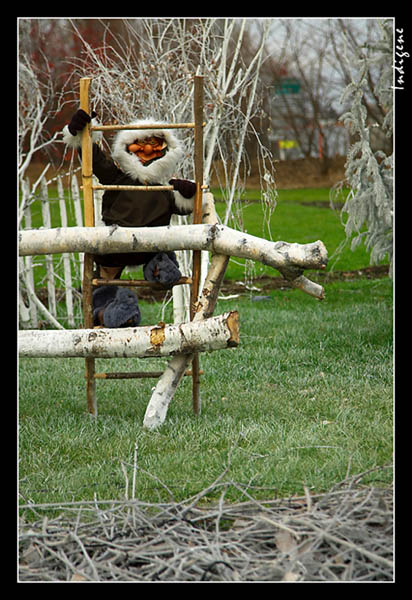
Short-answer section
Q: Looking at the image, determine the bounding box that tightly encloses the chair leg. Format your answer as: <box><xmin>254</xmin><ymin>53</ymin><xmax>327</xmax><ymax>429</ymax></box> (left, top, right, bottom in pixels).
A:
<box><xmin>83</xmin><ymin>253</ymin><xmax>97</xmax><ymax>416</ymax></box>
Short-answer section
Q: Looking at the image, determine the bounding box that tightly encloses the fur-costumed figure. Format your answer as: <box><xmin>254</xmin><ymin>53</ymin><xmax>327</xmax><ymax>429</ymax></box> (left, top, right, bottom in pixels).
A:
<box><xmin>63</xmin><ymin>109</ymin><xmax>198</xmax><ymax>327</ymax></box>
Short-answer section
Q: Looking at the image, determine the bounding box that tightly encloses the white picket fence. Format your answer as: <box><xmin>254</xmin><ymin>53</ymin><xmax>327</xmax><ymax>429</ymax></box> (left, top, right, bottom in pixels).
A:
<box><xmin>19</xmin><ymin>173</ymin><xmax>104</xmax><ymax>330</ymax></box>
<box><xmin>18</xmin><ymin>170</ymin><xmax>200</xmax><ymax>330</ymax></box>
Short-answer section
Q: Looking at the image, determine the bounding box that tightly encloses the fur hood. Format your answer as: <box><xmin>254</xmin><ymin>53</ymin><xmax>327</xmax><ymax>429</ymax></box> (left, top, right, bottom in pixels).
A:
<box><xmin>111</xmin><ymin>120</ymin><xmax>185</xmax><ymax>185</ymax></box>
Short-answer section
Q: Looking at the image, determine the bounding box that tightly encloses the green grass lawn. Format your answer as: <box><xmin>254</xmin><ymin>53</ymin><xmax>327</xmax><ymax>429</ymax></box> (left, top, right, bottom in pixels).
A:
<box><xmin>19</xmin><ymin>277</ymin><xmax>393</xmax><ymax>512</ymax></box>
<box><xmin>213</xmin><ymin>187</ymin><xmax>378</xmax><ymax>280</ymax></box>
<box><xmin>19</xmin><ymin>185</ymin><xmax>393</xmax><ymax>515</ymax></box>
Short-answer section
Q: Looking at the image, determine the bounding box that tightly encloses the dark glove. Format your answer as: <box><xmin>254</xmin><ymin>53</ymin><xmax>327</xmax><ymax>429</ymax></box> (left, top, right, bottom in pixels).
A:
<box><xmin>143</xmin><ymin>252</ymin><xmax>182</xmax><ymax>289</ymax></box>
<box><xmin>104</xmin><ymin>288</ymin><xmax>141</xmax><ymax>328</ymax></box>
<box><xmin>169</xmin><ymin>179</ymin><xmax>196</xmax><ymax>199</ymax></box>
<box><xmin>92</xmin><ymin>286</ymin><xmax>141</xmax><ymax>328</ymax></box>
<box><xmin>68</xmin><ymin>109</ymin><xmax>97</xmax><ymax>136</ymax></box>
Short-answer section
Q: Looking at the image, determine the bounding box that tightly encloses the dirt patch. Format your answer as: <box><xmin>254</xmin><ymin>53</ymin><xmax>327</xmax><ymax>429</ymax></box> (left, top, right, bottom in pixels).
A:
<box><xmin>32</xmin><ymin>266</ymin><xmax>389</xmax><ymax>307</ymax></box>
<box><xmin>134</xmin><ymin>266</ymin><xmax>388</xmax><ymax>301</ymax></box>
<box><xmin>218</xmin><ymin>265</ymin><xmax>389</xmax><ymax>296</ymax></box>
<box><xmin>210</xmin><ymin>156</ymin><xmax>347</xmax><ymax>190</ymax></box>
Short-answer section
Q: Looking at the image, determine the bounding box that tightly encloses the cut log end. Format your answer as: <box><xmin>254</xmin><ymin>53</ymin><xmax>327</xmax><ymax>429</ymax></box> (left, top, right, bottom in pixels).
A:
<box><xmin>226</xmin><ymin>310</ymin><xmax>240</xmax><ymax>347</ymax></box>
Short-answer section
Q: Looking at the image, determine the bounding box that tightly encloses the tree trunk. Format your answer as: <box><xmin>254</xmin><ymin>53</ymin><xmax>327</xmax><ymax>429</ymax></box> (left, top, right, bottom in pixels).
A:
<box><xmin>18</xmin><ymin>311</ymin><xmax>239</xmax><ymax>359</ymax></box>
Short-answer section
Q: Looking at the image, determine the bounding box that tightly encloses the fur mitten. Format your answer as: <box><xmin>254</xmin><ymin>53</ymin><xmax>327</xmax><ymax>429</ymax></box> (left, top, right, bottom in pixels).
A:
<box><xmin>169</xmin><ymin>178</ymin><xmax>196</xmax><ymax>199</ymax></box>
<box><xmin>68</xmin><ymin>109</ymin><xmax>97</xmax><ymax>136</ymax></box>
<box><xmin>92</xmin><ymin>286</ymin><xmax>141</xmax><ymax>328</ymax></box>
<box><xmin>143</xmin><ymin>252</ymin><xmax>182</xmax><ymax>289</ymax></box>
<box><xmin>63</xmin><ymin>110</ymin><xmax>102</xmax><ymax>149</ymax></box>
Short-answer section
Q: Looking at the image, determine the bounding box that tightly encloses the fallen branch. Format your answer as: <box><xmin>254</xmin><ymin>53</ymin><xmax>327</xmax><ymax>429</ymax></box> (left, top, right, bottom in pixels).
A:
<box><xmin>19</xmin><ymin>224</ymin><xmax>327</xmax><ymax>273</ymax></box>
<box><xmin>143</xmin><ymin>195</ymin><xmax>230</xmax><ymax>429</ymax></box>
<box><xmin>18</xmin><ymin>311</ymin><xmax>239</xmax><ymax>359</ymax></box>
<box><xmin>143</xmin><ymin>194</ymin><xmax>327</xmax><ymax>430</ymax></box>
<box><xmin>19</xmin><ymin>469</ymin><xmax>393</xmax><ymax>582</ymax></box>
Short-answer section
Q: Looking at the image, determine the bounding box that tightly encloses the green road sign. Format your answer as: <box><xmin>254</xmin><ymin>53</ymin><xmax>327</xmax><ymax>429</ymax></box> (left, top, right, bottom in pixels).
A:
<box><xmin>274</xmin><ymin>78</ymin><xmax>301</xmax><ymax>95</ymax></box>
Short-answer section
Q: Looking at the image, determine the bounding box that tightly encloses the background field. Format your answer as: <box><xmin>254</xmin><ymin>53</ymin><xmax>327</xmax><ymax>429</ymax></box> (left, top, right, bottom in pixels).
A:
<box><xmin>19</xmin><ymin>189</ymin><xmax>393</xmax><ymax>513</ymax></box>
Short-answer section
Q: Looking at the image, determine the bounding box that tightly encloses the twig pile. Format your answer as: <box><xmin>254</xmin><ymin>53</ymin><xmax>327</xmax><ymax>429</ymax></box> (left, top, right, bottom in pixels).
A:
<box><xmin>19</xmin><ymin>471</ymin><xmax>393</xmax><ymax>582</ymax></box>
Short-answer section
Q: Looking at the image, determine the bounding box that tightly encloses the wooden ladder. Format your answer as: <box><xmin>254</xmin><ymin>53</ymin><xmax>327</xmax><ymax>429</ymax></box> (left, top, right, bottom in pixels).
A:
<box><xmin>79</xmin><ymin>76</ymin><xmax>204</xmax><ymax>417</ymax></box>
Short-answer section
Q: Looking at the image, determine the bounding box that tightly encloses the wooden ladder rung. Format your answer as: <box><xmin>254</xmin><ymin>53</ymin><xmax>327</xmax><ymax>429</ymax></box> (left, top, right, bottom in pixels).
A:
<box><xmin>90</xmin><ymin>122</ymin><xmax>205</xmax><ymax>132</ymax></box>
<box><xmin>94</xmin><ymin>370</ymin><xmax>203</xmax><ymax>380</ymax></box>
<box><xmin>92</xmin><ymin>277</ymin><xmax>192</xmax><ymax>288</ymax></box>
<box><xmin>81</xmin><ymin>184</ymin><xmax>209</xmax><ymax>191</ymax></box>
<box><xmin>91</xmin><ymin>184</ymin><xmax>174</xmax><ymax>192</ymax></box>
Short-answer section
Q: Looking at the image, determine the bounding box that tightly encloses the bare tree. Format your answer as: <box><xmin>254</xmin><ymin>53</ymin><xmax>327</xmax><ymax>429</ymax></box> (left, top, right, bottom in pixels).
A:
<box><xmin>264</xmin><ymin>19</ymin><xmax>390</xmax><ymax>166</ymax></box>
<box><xmin>18</xmin><ymin>54</ymin><xmax>61</xmax><ymax>220</ymax></box>
<box><xmin>328</xmin><ymin>18</ymin><xmax>393</xmax><ymax>155</ymax></box>
<box><xmin>66</xmin><ymin>18</ymin><xmax>276</xmax><ymax>211</ymax></box>
<box><xmin>265</xmin><ymin>19</ymin><xmax>342</xmax><ymax>167</ymax></box>
<box><xmin>65</xmin><ymin>17</ymin><xmax>277</xmax><ymax>320</ymax></box>
<box><xmin>18</xmin><ymin>19</ymin><xmax>74</xmax><ymax>176</ymax></box>
<box><xmin>335</xmin><ymin>18</ymin><xmax>393</xmax><ymax>275</ymax></box>
<box><xmin>19</xmin><ymin>19</ymin><xmax>70</xmax><ymax>329</ymax></box>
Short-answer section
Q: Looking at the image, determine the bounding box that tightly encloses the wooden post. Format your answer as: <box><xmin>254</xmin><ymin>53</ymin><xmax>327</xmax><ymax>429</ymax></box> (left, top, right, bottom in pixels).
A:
<box><xmin>191</xmin><ymin>75</ymin><xmax>204</xmax><ymax>415</ymax></box>
<box><xmin>80</xmin><ymin>77</ymin><xmax>97</xmax><ymax>416</ymax></box>
<box><xmin>80</xmin><ymin>78</ymin><xmax>94</xmax><ymax>230</ymax></box>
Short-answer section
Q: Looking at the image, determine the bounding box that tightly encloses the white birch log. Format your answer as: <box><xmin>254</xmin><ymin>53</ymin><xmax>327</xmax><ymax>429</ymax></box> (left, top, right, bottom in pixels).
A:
<box><xmin>19</xmin><ymin>224</ymin><xmax>328</xmax><ymax>272</ymax></box>
<box><xmin>142</xmin><ymin>256</ymin><xmax>231</xmax><ymax>429</ymax></box>
<box><xmin>143</xmin><ymin>194</ymin><xmax>230</xmax><ymax>429</ymax></box>
<box><xmin>18</xmin><ymin>311</ymin><xmax>239</xmax><ymax>359</ymax></box>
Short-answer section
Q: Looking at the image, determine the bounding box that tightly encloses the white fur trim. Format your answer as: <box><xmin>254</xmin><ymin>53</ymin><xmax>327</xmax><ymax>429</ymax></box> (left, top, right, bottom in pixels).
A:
<box><xmin>62</xmin><ymin>119</ymin><xmax>103</xmax><ymax>149</ymax></box>
<box><xmin>62</xmin><ymin>124</ymin><xmax>81</xmax><ymax>148</ymax></box>
<box><xmin>112</xmin><ymin>119</ymin><xmax>184</xmax><ymax>184</ymax></box>
<box><xmin>173</xmin><ymin>190</ymin><xmax>195</xmax><ymax>214</ymax></box>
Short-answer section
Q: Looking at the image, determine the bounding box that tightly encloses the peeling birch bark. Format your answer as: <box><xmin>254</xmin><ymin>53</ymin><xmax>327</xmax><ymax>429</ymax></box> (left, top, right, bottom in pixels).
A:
<box><xmin>143</xmin><ymin>256</ymin><xmax>232</xmax><ymax>429</ymax></box>
<box><xmin>275</xmin><ymin>267</ymin><xmax>326</xmax><ymax>300</ymax></box>
<box><xmin>19</xmin><ymin>224</ymin><xmax>328</xmax><ymax>273</ymax></box>
<box><xmin>143</xmin><ymin>194</ymin><xmax>231</xmax><ymax>429</ymax></box>
<box><xmin>19</xmin><ymin>311</ymin><xmax>239</xmax><ymax>359</ymax></box>
<box><xmin>282</xmin><ymin>272</ymin><xmax>325</xmax><ymax>300</ymax></box>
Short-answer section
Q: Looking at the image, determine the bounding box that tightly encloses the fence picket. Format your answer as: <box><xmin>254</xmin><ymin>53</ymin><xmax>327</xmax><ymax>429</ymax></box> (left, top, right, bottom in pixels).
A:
<box><xmin>40</xmin><ymin>178</ymin><xmax>57</xmax><ymax>318</ymax></box>
<box><xmin>71</xmin><ymin>175</ymin><xmax>84</xmax><ymax>282</ymax></box>
<box><xmin>22</xmin><ymin>194</ymin><xmax>38</xmax><ymax>328</ymax></box>
<box><xmin>19</xmin><ymin>173</ymin><xmax>87</xmax><ymax>329</ymax></box>
<box><xmin>57</xmin><ymin>176</ymin><xmax>75</xmax><ymax>327</ymax></box>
